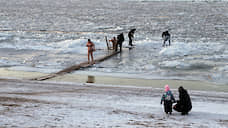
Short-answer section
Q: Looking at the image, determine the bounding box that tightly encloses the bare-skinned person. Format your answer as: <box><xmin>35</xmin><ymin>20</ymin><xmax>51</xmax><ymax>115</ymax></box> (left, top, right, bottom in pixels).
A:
<box><xmin>109</xmin><ymin>37</ymin><xmax>117</xmax><ymax>50</ymax></box>
<box><xmin>86</xmin><ymin>39</ymin><xmax>95</xmax><ymax>64</ymax></box>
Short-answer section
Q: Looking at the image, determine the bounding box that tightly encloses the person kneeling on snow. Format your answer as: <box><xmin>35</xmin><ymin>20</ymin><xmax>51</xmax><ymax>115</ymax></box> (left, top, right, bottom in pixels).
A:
<box><xmin>173</xmin><ymin>86</ymin><xmax>192</xmax><ymax>115</ymax></box>
<box><xmin>161</xmin><ymin>85</ymin><xmax>176</xmax><ymax>115</ymax></box>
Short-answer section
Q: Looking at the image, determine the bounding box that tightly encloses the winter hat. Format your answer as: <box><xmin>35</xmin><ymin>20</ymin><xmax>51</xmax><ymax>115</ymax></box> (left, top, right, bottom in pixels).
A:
<box><xmin>165</xmin><ymin>85</ymin><xmax>170</xmax><ymax>92</ymax></box>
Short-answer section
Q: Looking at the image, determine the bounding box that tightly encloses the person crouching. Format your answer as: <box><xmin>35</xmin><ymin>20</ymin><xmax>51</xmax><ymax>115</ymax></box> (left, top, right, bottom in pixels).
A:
<box><xmin>173</xmin><ymin>86</ymin><xmax>192</xmax><ymax>115</ymax></box>
<box><xmin>161</xmin><ymin>85</ymin><xmax>176</xmax><ymax>115</ymax></box>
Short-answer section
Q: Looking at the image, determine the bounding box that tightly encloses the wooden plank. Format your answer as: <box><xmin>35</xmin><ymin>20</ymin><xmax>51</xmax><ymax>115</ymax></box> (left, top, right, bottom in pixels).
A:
<box><xmin>105</xmin><ymin>36</ymin><xmax>110</xmax><ymax>50</ymax></box>
<box><xmin>32</xmin><ymin>74</ymin><xmax>58</xmax><ymax>81</ymax></box>
<box><xmin>56</xmin><ymin>62</ymin><xmax>92</xmax><ymax>75</ymax></box>
<box><xmin>31</xmin><ymin>51</ymin><xmax>120</xmax><ymax>81</ymax></box>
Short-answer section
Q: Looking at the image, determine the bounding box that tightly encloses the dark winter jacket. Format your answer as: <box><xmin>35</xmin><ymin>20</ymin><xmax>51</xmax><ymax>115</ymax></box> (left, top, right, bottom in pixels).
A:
<box><xmin>128</xmin><ymin>29</ymin><xmax>136</xmax><ymax>38</ymax></box>
<box><xmin>117</xmin><ymin>33</ymin><xmax>124</xmax><ymax>44</ymax></box>
<box><xmin>162</xmin><ymin>31</ymin><xmax>170</xmax><ymax>38</ymax></box>
<box><xmin>178</xmin><ymin>86</ymin><xmax>192</xmax><ymax>112</ymax></box>
<box><xmin>161</xmin><ymin>90</ymin><xmax>175</xmax><ymax>104</ymax></box>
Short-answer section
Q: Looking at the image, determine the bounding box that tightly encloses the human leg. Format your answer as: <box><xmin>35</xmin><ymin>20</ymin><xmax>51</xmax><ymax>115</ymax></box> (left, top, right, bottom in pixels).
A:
<box><xmin>164</xmin><ymin>101</ymin><xmax>171</xmax><ymax>114</ymax></box>
<box><xmin>115</xmin><ymin>43</ymin><xmax>118</xmax><ymax>51</ymax></box>
<box><xmin>91</xmin><ymin>52</ymin><xmax>94</xmax><ymax>62</ymax></box>
<box><xmin>119</xmin><ymin>42</ymin><xmax>122</xmax><ymax>52</ymax></box>
<box><xmin>87</xmin><ymin>51</ymin><xmax>90</xmax><ymax>62</ymax></box>
<box><xmin>162</xmin><ymin>40</ymin><xmax>166</xmax><ymax>47</ymax></box>
<box><xmin>164</xmin><ymin>104</ymin><xmax>168</xmax><ymax>114</ymax></box>
<box><xmin>129</xmin><ymin>38</ymin><xmax>132</xmax><ymax>46</ymax></box>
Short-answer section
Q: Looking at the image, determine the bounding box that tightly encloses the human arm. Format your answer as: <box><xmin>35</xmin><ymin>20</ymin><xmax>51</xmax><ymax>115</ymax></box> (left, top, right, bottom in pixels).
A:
<box><xmin>160</xmin><ymin>94</ymin><xmax>165</xmax><ymax>104</ymax></box>
<box><xmin>92</xmin><ymin>42</ymin><xmax>95</xmax><ymax>51</ymax></box>
<box><xmin>171</xmin><ymin>93</ymin><xmax>176</xmax><ymax>103</ymax></box>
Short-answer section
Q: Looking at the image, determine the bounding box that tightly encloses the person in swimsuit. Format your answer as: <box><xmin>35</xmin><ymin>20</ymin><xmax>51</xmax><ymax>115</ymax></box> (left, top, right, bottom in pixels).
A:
<box><xmin>109</xmin><ymin>37</ymin><xmax>117</xmax><ymax>50</ymax></box>
<box><xmin>86</xmin><ymin>39</ymin><xmax>95</xmax><ymax>63</ymax></box>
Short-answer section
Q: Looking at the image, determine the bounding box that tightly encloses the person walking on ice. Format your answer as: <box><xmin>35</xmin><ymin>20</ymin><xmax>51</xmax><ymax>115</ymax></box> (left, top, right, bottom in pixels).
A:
<box><xmin>128</xmin><ymin>28</ymin><xmax>136</xmax><ymax>46</ymax></box>
<box><xmin>109</xmin><ymin>37</ymin><xmax>117</xmax><ymax>50</ymax></box>
<box><xmin>162</xmin><ymin>31</ymin><xmax>171</xmax><ymax>47</ymax></box>
<box><xmin>161</xmin><ymin>85</ymin><xmax>176</xmax><ymax>115</ymax></box>
<box><xmin>86</xmin><ymin>39</ymin><xmax>95</xmax><ymax>64</ymax></box>
<box><xmin>116</xmin><ymin>33</ymin><xmax>125</xmax><ymax>52</ymax></box>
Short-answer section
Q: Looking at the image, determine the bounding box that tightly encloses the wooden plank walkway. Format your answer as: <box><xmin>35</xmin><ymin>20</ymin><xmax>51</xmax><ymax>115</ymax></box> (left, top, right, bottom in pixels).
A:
<box><xmin>31</xmin><ymin>51</ymin><xmax>120</xmax><ymax>81</ymax></box>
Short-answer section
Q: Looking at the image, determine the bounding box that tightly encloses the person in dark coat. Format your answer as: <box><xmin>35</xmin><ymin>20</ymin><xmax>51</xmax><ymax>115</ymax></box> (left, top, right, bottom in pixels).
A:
<box><xmin>116</xmin><ymin>33</ymin><xmax>125</xmax><ymax>52</ymax></box>
<box><xmin>173</xmin><ymin>86</ymin><xmax>192</xmax><ymax>115</ymax></box>
<box><xmin>161</xmin><ymin>85</ymin><xmax>176</xmax><ymax>115</ymax></box>
<box><xmin>162</xmin><ymin>31</ymin><xmax>171</xmax><ymax>47</ymax></box>
<box><xmin>128</xmin><ymin>29</ymin><xmax>136</xmax><ymax>46</ymax></box>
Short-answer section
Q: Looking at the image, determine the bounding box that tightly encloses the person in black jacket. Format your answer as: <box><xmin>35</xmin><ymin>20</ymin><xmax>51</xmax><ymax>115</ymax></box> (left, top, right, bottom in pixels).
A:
<box><xmin>173</xmin><ymin>86</ymin><xmax>192</xmax><ymax>115</ymax></box>
<box><xmin>116</xmin><ymin>33</ymin><xmax>125</xmax><ymax>52</ymax></box>
<box><xmin>128</xmin><ymin>29</ymin><xmax>136</xmax><ymax>46</ymax></box>
<box><xmin>162</xmin><ymin>31</ymin><xmax>171</xmax><ymax>47</ymax></box>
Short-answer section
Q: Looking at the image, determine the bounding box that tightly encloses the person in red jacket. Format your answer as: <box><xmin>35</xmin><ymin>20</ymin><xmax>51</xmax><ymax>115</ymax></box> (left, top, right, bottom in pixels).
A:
<box><xmin>86</xmin><ymin>39</ymin><xmax>95</xmax><ymax>64</ymax></box>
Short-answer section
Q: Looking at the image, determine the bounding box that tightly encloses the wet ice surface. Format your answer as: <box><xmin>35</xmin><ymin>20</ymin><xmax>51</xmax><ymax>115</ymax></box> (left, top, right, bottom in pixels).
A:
<box><xmin>0</xmin><ymin>0</ymin><xmax>228</xmax><ymax>84</ymax></box>
<box><xmin>0</xmin><ymin>80</ymin><xmax>228</xmax><ymax>128</ymax></box>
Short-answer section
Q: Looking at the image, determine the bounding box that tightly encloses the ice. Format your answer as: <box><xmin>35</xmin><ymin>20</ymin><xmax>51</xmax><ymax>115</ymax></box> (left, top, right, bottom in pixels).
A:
<box><xmin>47</xmin><ymin>39</ymin><xmax>89</xmax><ymax>54</ymax></box>
<box><xmin>8</xmin><ymin>66</ymin><xmax>59</xmax><ymax>74</ymax></box>
<box><xmin>0</xmin><ymin>37</ymin><xmax>102</xmax><ymax>53</ymax></box>
<box><xmin>159</xmin><ymin>42</ymin><xmax>225</xmax><ymax>57</ymax></box>
<box><xmin>159</xmin><ymin>60</ymin><xmax>191</xmax><ymax>69</ymax></box>
<box><xmin>216</xmin><ymin>65</ymin><xmax>228</xmax><ymax>72</ymax></box>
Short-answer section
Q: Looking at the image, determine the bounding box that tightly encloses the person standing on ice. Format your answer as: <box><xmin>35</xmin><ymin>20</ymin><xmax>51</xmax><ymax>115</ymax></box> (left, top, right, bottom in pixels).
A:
<box><xmin>162</xmin><ymin>31</ymin><xmax>171</xmax><ymax>47</ymax></box>
<box><xmin>173</xmin><ymin>86</ymin><xmax>192</xmax><ymax>115</ymax></box>
<box><xmin>86</xmin><ymin>39</ymin><xmax>95</xmax><ymax>64</ymax></box>
<box><xmin>109</xmin><ymin>37</ymin><xmax>117</xmax><ymax>50</ymax></box>
<box><xmin>161</xmin><ymin>85</ymin><xmax>176</xmax><ymax>115</ymax></box>
<box><xmin>128</xmin><ymin>28</ymin><xmax>136</xmax><ymax>46</ymax></box>
<box><xmin>116</xmin><ymin>33</ymin><xmax>124</xmax><ymax>52</ymax></box>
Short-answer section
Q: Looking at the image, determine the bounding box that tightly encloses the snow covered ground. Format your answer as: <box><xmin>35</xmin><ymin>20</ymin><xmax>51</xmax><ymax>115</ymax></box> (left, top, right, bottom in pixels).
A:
<box><xmin>0</xmin><ymin>79</ymin><xmax>228</xmax><ymax>128</ymax></box>
<box><xmin>0</xmin><ymin>0</ymin><xmax>227</xmax><ymax>84</ymax></box>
